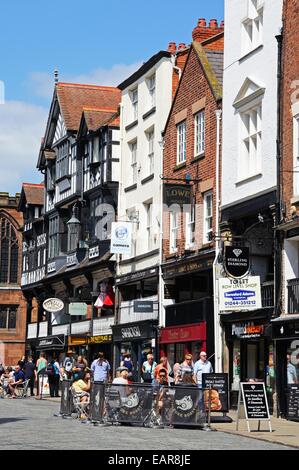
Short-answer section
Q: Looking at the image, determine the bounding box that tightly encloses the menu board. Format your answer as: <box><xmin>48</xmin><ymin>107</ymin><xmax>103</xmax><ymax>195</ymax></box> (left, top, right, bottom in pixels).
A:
<box><xmin>287</xmin><ymin>385</ymin><xmax>299</xmax><ymax>421</ymax></box>
<box><xmin>241</xmin><ymin>382</ymin><xmax>269</xmax><ymax>420</ymax></box>
<box><xmin>202</xmin><ymin>373</ymin><xmax>229</xmax><ymax>413</ymax></box>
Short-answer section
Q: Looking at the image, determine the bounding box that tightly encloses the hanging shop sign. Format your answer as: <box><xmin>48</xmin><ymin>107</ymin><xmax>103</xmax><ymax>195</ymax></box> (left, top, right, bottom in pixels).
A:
<box><xmin>163</xmin><ymin>184</ymin><xmax>192</xmax><ymax>207</ymax></box>
<box><xmin>69</xmin><ymin>302</ymin><xmax>88</xmax><ymax>316</ymax></box>
<box><xmin>219</xmin><ymin>276</ymin><xmax>261</xmax><ymax>312</ymax></box>
<box><xmin>43</xmin><ymin>298</ymin><xmax>64</xmax><ymax>313</ymax></box>
<box><xmin>134</xmin><ymin>300</ymin><xmax>153</xmax><ymax>313</ymax></box>
<box><xmin>224</xmin><ymin>246</ymin><xmax>250</xmax><ymax>278</ymax></box>
<box><xmin>232</xmin><ymin>322</ymin><xmax>264</xmax><ymax>339</ymax></box>
<box><xmin>110</xmin><ymin>222</ymin><xmax>132</xmax><ymax>255</ymax></box>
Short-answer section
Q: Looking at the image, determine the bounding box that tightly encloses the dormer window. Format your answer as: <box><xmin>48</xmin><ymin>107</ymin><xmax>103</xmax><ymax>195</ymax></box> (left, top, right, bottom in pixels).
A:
<box><xmin>242</xmin><ymin>0</ymin><xmax>263</xmax><ymax>56</ymax></box>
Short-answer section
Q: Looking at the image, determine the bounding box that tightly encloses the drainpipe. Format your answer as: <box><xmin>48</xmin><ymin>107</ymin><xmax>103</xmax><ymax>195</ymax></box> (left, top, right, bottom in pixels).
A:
<box><xmin>158</xmin><ymin>136</ymin><xmax>165</xmax><ymax>330</ymax></box>
<box><xmin>213</xmin><ymin>109</ymin><xmax>222</xmax><ymax>372</ymax></box>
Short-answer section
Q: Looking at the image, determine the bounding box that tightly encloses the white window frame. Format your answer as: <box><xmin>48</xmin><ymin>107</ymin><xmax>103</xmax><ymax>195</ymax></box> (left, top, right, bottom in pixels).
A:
<box><xmin>131</xmin><ymin>88</ymin><xmax>138</xmax><ymax>121</ymax></box>
<box><xmin>147</xmin><ymin>129</ymin><xmax>154</xmax><ymax>175</ymax></box>
<box><xmin>185</xmin><ymin>205</ymin><xmax>195</xmax><ymax>249</ymax></box>
<box><xmin>203</xmin><ymin>192</ymin><xmax>213</xmax><ymax>243</ymax></box>
<box><xmin>145</xmin><ymin>202</ymin><xmax>153</xmax><ymax>251</ymax></box>
<box><xmin>130</xmin><ymin>140</ymin><xmax>137</xmax><ymax>184</ymax></box>
<box><xmin>177</xmin><ymin>121</ymin><xmax>186</xmax><ymax>164</ymax></box>
<box><xmin>238</xmin><ymin>103</ymin><xmax>262</xmax><ymax>181</ymax></box>
<box><xmin>170</xmin><ymin>210</ymin><xmax>179</xmax><ymax>253</ymax></box>
<box><xmin>194</xmin><ymin>110</ymin><xmax>205</xmax><ymax>156</ymax></box>
<box><xmin>241</xmin><ymin>1</ymin><xmax>263</xmax><ymax>56</ymax></box>
<box><xmin>147</xmin><ymin>74</ymin><xmax>156</xmax><ymax>108</ymax></box>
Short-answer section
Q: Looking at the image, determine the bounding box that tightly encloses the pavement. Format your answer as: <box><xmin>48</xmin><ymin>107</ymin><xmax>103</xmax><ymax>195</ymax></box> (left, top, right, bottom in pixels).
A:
<box><xmin>0</xmin><ymin>397</ymin><xmax>296</xmax><ymax>450</ymax></box>
<box><xmin>212</xmin><ymin>409</ymin><xmax>299</xmax><ymax>449</ymax></box>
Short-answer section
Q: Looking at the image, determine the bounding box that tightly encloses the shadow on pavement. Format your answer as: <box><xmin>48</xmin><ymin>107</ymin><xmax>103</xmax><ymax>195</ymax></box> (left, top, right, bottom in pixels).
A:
<box><xmin>0</xmin><ymin>418</ymin><xmax>28</xmax><ymax>425</ymax></box>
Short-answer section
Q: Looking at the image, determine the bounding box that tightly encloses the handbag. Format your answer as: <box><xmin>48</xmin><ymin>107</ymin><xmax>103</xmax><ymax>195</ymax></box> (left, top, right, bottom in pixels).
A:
<box><xmin>142</xmin><ymin>362</ymin><xmax>154</xmax><ymax>383</ymax></box>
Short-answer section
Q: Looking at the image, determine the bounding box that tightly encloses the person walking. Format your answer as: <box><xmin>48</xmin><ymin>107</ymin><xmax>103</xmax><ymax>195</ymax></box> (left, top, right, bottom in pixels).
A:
<box><xmin>63</xmin><ymin>350</ymin><xmax>76</xmax><ymax>380</ymax></box>
<box><xmin>193</xmin><ymin>351</ymin><xmax>213</xmax><ymax>389</ymax></box>
<box><xmin>91</xmin><ymin>352</ymin><xmax>111</xmax><ymax>383</ymax></box>
<box><xmin>24</xmin><ymin>356</ymin><xmax>36</xmax><ymax>396</ymax></box>
<box><xmin>35</xmin><ymin>352</ymin><xmax>48</xmax><ymax>397</ymax></box>
<box><xmin>142</xmin><ymin>353</ymin><xmax>157</xmax><ymax>384</ymax></box>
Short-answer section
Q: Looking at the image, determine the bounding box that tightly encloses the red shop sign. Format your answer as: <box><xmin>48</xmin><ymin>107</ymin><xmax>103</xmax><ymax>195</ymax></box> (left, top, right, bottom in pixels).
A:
<box><xmin>160</xmin><ymin>323</ymin><xmax>206</xmax><ymax>344</ymax></box>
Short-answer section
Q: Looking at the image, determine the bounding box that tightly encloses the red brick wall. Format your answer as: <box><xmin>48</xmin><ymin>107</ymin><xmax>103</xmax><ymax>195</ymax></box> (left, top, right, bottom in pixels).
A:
<box><xmin>0</xmin><ymin>194</ymin><xmax>26</xmax><ymax>366</ymax></box>
<box><xmin>163</xmin><ymin>45</ymin><xmax>222</xmax><ymax>259</ymax></box>
<box><xmin>281</xmin><ymin>0</ymin><xmax>299</xmax><ymax>218</ymax></box>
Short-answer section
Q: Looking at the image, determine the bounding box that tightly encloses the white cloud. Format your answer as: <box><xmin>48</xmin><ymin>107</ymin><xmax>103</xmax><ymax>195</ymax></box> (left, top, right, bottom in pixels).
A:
<box><xmin>0</xmin><ymin>101</ymin><xmax>47</xmax><ymax>194</ymax></box>
<box><xmin>29</xmin><ymin>62</ymin><xmax>142</xmax><ymax>100</ymax></box>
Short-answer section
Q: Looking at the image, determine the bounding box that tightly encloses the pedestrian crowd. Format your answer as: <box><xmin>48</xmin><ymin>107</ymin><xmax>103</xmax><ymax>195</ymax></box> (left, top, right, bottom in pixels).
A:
<box><xmin>0</xmin><ymin>350</ymin><xmax>212</xmax><ymax>404</ymax></box>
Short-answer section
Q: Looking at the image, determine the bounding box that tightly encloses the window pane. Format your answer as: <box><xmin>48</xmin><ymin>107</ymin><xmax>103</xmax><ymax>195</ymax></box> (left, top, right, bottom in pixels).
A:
<box><xmin>0</xmin><ymin>309</ymin><xmax>6</xmax><ymax>328</ymax></box>
<box><xmin>8</xmin><ymin>308</ymin><xmax>16</xmax><ymax>329</ymax></box>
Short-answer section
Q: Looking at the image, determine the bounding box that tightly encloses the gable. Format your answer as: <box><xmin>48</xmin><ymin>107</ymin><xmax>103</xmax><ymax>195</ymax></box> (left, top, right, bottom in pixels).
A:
<box><xmin>53</xmin><ymin>113</ymin><xmax>67</xmax><ymax>145</ymax></box>
<box><xmin>233</xmin><ymin>77</ymin><xmax>265</xmax><ymax>109</ymax></box>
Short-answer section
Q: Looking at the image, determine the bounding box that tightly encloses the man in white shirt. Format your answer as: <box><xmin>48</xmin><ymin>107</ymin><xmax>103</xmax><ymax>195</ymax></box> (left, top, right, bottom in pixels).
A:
<box><xmin>193</xmin><ymin>351</ymin><xmax>213</xmax><ymax>389</ymax></box>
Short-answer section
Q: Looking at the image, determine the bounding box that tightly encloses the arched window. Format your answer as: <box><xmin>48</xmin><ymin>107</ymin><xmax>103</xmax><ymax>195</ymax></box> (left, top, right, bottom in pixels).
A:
<box><xmin>0</xmin><ymin>216</ymin><xmax>19</xmax><ymax>284</ymax></box>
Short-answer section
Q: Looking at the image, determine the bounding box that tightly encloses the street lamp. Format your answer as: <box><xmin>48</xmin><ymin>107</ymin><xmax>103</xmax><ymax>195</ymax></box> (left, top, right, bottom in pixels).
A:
<box><xmin>67</xmin><ymin>204</ymin><xmax>81</xmax><ymax>251</ymax></box>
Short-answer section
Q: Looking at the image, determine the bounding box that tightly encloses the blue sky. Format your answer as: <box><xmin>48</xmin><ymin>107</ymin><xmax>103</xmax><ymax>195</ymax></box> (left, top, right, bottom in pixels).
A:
<box><xmin>0</xmin><ymin>0</ymin><xmax>224</xmax><ymax>193</ymax></box>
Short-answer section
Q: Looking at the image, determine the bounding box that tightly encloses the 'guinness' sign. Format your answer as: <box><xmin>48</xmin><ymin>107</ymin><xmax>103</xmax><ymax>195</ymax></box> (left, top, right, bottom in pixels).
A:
<box><xmin>224</xmin><ymin>246</ymin><xmax>250</xmax><ymax>278</ymax></box>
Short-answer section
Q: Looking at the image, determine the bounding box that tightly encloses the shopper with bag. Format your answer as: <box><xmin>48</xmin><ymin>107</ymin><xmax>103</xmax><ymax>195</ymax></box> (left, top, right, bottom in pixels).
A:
<box><xmin>142</xmin><ymin>353</ymin><xmax>157</xmax><ymax>384</ymax></box>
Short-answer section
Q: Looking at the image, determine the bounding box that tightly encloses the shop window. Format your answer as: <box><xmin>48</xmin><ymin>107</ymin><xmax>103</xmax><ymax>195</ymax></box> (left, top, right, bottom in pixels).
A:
<box><xmin>232</xmin><ymin>340</ymin><xmax>241</xmax><ymax>391</ymax></box>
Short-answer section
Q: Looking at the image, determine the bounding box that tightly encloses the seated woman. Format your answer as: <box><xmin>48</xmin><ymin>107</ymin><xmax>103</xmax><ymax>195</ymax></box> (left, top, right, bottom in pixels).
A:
<box><xmin>72</xmin><ymin>371</ymin><xmax>91</xmax><ymax>402</ymax></box>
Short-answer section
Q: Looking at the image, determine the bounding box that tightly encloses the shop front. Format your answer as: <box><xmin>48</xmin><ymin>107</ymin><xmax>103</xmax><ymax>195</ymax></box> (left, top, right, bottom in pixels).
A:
<box><xmin>112</xmin><ymin>321</ymin><xmax>158</xmax><ymax>381</ymax></box>
<box><xmin>272</xmin><ymin>315</ymin><xmax>299</xmax><ymax>419</ymax></box>
<box><xmin>159</xmin><ymin>323</ymin><xmax>206</xmax><ymax>368</ymax></box>
<box><xmin>221</xmin><ymin>311</ymin><xmax>274</xmax><ymax>410</ymax></box>
<box><xmin>162</xmin><ymin>254</ymin><xmax>214</xmax><ymax>364</ymax></box>
<box><xmin>36</xmin><ymin>334</ymin><xmax>66</xmax><ymax>363</ymax></box>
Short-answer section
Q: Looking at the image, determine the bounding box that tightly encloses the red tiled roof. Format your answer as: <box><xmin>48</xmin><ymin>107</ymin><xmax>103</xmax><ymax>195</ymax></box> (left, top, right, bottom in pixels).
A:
<box><xmin>22</xmin><ymin>183</ymin><xmax>44</xmax><ymax>206</ymax></box>
<box><xmin>82</xmin><ymin>107</ymin><xmax>119</xmax><ymax>131</ymax></box>
<box><xmin>56</xmin><ymin>82</ymin><xmax>121</xmax><ymax>131</ymax></box>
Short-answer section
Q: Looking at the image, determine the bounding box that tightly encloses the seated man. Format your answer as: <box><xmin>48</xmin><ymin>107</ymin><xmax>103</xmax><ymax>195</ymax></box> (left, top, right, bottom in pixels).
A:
<box><xmin>72</xmin><ymin>370</ymin><xmax>91</xmax><ymax>402</ymax></box>
<box><xmin>112</xmin><ymin>367</ymin><xmax>130</xmax><ymax>401</ymax></box>
<box><xmin>8</xmin><ymin>365</ymin><xmax>25</xmax><ymax>398</ymax></box>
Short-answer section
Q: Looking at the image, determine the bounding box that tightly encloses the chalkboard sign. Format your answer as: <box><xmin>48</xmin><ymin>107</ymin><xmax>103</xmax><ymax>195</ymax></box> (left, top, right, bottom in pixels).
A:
<box><xmin>241</xmin><ymin>382</ymin><xmax>269</xmax><ymax>420</ymax></box>
<box><xmin>202</xmin><ymin>373</ymin><xmax>229</xmax><ymax>413</ymax></box>
<box><xmin>287</xmin><ymin>384</ymin><xmax>299</xmax><ymax>421</ymax></box>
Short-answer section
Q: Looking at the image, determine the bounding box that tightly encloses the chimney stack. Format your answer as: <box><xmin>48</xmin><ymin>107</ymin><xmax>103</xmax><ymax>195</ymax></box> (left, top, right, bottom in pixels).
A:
<box><xmin>168</xmin><ymin>42</ymin><xmax>177</xmax><ymax>53</ymax></box>
<box><xmin>192</xmin><ymin>17</ymin><xmax>224</xmax><ymax>42</ymax></box>
<box><xmin>178</xmin><ymin>43</ymin><xmax>186</xmax><ymax>50</ymax></box>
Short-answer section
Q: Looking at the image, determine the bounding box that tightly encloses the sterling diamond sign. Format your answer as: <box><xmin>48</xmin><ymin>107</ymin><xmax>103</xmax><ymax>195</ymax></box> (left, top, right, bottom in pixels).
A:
<box><xmin>224</xmin><ymin>245</ymin><xmax>250</xmax><ymax>278</ymax></box>
<box><xmin>219</xmin><ymin>276</ymin><xmax>261</xmax><ymax>311</ymax></box>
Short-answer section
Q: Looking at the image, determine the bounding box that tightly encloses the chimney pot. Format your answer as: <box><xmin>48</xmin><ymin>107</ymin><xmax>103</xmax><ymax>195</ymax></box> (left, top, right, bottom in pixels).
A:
<box><xmin>209</xmin><ymin>19</ymin><xmax>218</xmax><ymax>28</ymax></box>
<box><xmin>168</xmin><ymin>42</ymin><xmax>177</xmax><ymax>53</ymax></box>
<box><xmin>178</xmin><ymin>43</ymin><xmax>186</xmax><ymax>50</ymax></box>
<box><xmin>198</xmin><ymin>18</ymin><xmax>206</xmax><ymax>27</ymax></box>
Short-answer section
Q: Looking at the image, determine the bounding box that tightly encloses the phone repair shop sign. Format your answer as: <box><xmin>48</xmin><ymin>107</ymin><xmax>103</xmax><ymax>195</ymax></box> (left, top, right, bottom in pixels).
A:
<box><xmin>232</xmin><ymin>322</ymin><xmax>265</xmax><ymax>339</ymax></box>
<box><xmin>219</xmin><ymin>276</ymin><xmax>261</xmax><ymax>311</ymax></box>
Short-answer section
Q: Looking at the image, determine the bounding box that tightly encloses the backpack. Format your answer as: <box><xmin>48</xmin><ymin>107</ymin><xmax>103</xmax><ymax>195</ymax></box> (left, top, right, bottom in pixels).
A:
<box><xmin>46</xmin><ymin>363</ymin><xmax>54</xmax><ymax>376</ymax></box>
<box><xmin>64</xmin><ymin>359</ymin><xmax>73</xmax><ymax>373</ymax></box>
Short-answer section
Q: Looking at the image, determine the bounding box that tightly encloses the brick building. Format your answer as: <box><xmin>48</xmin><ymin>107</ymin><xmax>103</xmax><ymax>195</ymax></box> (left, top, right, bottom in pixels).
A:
<box><xmin>0</xmin><ymin>192</ymin><xmax>26</xmax><ymax>366</ymax></box>
<box><xmin>161</xmin><ymin>19</ymin><xmax>224</xmax><ymax>367</ymax></box>
<box><xmin>273</xmin><ymin>0</ymin><xmax>299</xmax><ymax>418</ymax></box>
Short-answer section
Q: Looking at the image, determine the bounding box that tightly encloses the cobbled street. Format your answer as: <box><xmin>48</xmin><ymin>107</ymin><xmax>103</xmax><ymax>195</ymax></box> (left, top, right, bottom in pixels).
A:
<box><xmin>0</xmin><ymin>398</ymin><xmax>294</xmax><ymax>450</ymax></box>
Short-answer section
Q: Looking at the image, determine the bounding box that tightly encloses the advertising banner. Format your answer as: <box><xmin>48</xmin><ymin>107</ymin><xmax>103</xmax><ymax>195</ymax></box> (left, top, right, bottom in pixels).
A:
<box><xmin>219</xmin><ymin>276</ymin><xmax>261</xmax><ymax>311</ymax></box>
<box><xmin>110</xmin><ymin>222</ymin><xmax>132</xmax><ymax>255</ymax></box>
<box><xmin>202</xmin><ymin>373</ymin><xmax>229</xmax><ymax>413</ymax></box>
